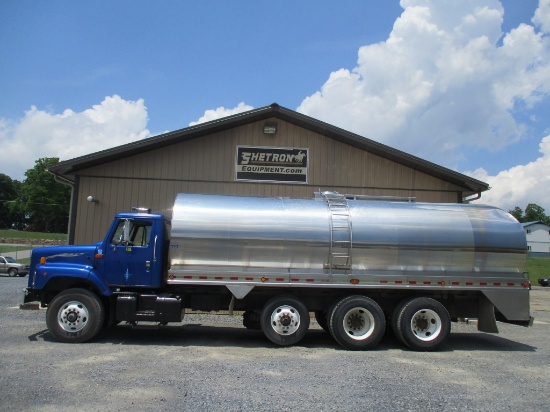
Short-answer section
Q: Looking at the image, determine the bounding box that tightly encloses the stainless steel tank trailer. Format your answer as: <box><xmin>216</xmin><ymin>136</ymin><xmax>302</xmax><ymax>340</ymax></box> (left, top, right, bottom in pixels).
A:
<box><xmin>23</xmin><ymin>192</ymin><xmax>532</xmax><ymax>351</ymax></box>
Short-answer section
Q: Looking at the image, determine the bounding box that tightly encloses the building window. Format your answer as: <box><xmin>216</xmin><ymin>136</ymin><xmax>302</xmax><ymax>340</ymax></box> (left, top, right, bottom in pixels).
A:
<box><xmin>526</xmin><ymin>229</ymin><xmax>531</xmax><ymax>234</ymax></box>
<box><xmin>528</xmin><ymin>246</ymin><xmax>531</xmax><ymax>251</ymax></box>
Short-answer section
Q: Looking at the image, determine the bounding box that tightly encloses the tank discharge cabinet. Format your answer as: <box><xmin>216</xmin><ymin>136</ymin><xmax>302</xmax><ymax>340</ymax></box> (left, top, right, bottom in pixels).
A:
<box><xmin>23</xmin><ymin>192</ymin><xmax>532</xmax><ymax>351</ymax></box>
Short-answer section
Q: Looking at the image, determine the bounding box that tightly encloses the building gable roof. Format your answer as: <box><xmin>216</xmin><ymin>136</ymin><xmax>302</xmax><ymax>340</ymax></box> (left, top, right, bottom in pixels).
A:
<box><xmin>522</xmin><ymin>221</ymin><xmax>550</xmax><ymax>228</ymax></box>
<box><xmin>49</xmin><ymin>103</ymin><xmax>489</xmax><ymax>194</ymax></box>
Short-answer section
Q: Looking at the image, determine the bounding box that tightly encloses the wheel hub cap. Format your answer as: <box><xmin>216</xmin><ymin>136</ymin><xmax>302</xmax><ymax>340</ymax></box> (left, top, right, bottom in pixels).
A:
<box><xmin>411</xmin><ymin>309</ymin><xmax>442</xmax><ymax>341</ymax></box>
<box><xmin>57</xmin><ymin>301</ymin><xmax>89</xmax><ymax>333</ymax></box>
<box><xmin>343</xmin><ymin>307</ymin><xmax>375</xmax><ymax>340</ymax></box>
<box><xmin>271</xmin><ymin>305</ymin><xmax>300</xmax><ymax>335</ymax></box>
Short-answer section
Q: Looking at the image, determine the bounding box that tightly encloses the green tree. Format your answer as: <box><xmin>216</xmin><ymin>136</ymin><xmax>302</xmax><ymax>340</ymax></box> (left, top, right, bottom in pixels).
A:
<box><xmin>509</xmin><ymin>203</ymin><xmax>550</xmax><ymax>224</ymax></box>
<box><xmin>509</xmin><ymin>206</ymin><xmax>523</xmax><ymax>222</ymax></box>
<box><xmin>524</xmin><ymin>203</ymin><xmax>550</xmax><ymax>224</ymax></box>
<box><xmin>0</xmin><ymin>173</ymin><xmax>24</xmax><ymax>229</ymax></box>
<box><xmin>14</xmin><ymin>158</ymin><xmax>71</xmax><ymax>233</ymax></box>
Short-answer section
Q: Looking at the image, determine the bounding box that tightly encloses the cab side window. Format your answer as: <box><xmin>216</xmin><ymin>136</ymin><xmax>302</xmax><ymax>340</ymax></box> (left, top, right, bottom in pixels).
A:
<box><xmin>110</xmin><ymin>219</ymin><xmax>152</xmax><ymax>247</ymax></box>
<box><xmin>133</xmin><ymin>224</ymin><xmax>152</xmax><ymax>247</ymax></box>
<box><xmin>110</xmin><ymin>220</ymin><xmax>128</xmax><ymax>245</ymax></box>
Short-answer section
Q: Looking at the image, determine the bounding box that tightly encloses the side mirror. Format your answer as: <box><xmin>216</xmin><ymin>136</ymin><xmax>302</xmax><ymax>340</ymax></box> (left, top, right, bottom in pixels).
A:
<box><xmin>123</xmin><ymin>219</ymin><xmax>130</xmax><ymax>243</ymax></box>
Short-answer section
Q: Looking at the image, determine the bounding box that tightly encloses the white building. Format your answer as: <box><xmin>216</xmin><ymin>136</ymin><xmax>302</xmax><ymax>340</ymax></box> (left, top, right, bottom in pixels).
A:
<box><xmin>522</xmin><ymin>221</ymin><xmax>550</xmax><ymax>256</ymax></box>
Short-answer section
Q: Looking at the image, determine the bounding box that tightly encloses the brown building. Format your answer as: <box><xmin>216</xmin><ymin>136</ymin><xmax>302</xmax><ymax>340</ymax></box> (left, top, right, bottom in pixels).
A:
<box><xmin>49</xmin><ymin>103</ymin><xmax>489</xmax><ymax>244</ymax></box>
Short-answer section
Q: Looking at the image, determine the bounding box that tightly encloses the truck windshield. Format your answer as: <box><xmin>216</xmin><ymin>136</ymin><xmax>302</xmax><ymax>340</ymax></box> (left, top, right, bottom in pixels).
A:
<box><xmin>110</xmin><ymin>219</ymin><xmax>152</xmax><ymax>247</ymax></box>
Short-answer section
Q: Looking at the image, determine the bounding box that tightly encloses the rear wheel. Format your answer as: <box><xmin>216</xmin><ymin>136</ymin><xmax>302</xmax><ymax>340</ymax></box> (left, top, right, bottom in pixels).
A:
<box><xmin>391</xmin><ymin>300</ymin><xmax>408</xmax><ymax>346</ymax></box>
<box><xmin>394</xmin><ymin>297</ymin><xmax>450</xmax><ymax>351</ymax></box>
<box><xmin>46</xmin><ymin>288</ymin><xmax>105</xmax><ymax>343</ymax></box>
<box><xmin>260</xmin><ymin>295</ymin><xmax>309</xmax><ymax>346</ymax></box>
<box><xmin>328</xmin><ymin>295</ymin><xmax>385</xmax><ymax>350</ymax></box>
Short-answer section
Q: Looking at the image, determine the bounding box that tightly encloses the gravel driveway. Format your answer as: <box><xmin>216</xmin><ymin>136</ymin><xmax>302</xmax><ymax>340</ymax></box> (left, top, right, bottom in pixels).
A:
<box><xmin>1</xmin><ymin>275</ymin><xmax>549</xmax><ymax>411</ymax></box>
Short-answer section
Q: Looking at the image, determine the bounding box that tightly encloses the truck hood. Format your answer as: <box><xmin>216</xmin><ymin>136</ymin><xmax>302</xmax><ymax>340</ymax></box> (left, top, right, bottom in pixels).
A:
<box><xmin>31</xmin><ymin>244</ymin><xmax>98</xmax><ymax>265</ymax></box>
<box><xmin>29</xmin><ymin>244</ymin><xmax>99</xmax><ymax>285</ymax></box>
<box><xmin>26</xmin><ymin>242</ymin><xmax>115</xmax><ymax>297</ymax></box>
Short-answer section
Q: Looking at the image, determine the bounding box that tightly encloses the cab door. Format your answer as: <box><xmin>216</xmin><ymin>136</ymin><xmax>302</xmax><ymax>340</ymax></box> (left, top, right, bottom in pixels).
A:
<box><xmin>102</xmin><ymin>218</ymin><xmax>161</xmax><ymax>287</ymax></box>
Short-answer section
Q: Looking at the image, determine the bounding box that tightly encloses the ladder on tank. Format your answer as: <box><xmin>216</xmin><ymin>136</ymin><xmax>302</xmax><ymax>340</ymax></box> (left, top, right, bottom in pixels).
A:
<box><xmin>323</xmin><ymin>192</ymin><xmax>352</xmax><ymax>270</ymax></box>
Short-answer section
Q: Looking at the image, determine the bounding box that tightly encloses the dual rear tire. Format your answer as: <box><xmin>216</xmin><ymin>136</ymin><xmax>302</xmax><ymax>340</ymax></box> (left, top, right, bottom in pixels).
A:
<box><xmin>325</xmin><ymin>295</ymin><xmax>450</xmax><ymax>351</ymax></box>
<box><xmin>260</xmin><ymin>295</ymin><xmax>387</xmax><ymax>350</ymax></box>
<box><xmin>260</xmin><ymin>295</ymin><xmax>450</xmax><ymax>351</ymax></box>
<box><xmin>260</xmin><ymin>295</ymin><xmax>310</xmax><ymax>346</ymax></box>
<box><xmin>392</xmin><ymin>297</ymin><xmax>451</xmax><ymax>351</ymax></box>
<box><xmin>328</xmin><ymin>295</ymin><xmax>386</xmax><ymax>350</ymax></box>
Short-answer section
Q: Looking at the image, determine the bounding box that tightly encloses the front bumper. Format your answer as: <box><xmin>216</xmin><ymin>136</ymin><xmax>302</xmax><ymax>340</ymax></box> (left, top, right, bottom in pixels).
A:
<box><xmin>20</xmin><ymin>288</ymin><xmax>41</xmax><ymax>310</ymax></box>
<box><xmin>22</xmin><ymin>288</ymin><xmax>40</xmax><ymax>304</ymax></box>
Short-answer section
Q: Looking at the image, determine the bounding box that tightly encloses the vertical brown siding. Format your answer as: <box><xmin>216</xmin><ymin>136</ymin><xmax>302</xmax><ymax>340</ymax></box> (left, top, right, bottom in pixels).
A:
<box><xmin>72</xmin><ymin>118</ymin><xmax>465</xmax><ymax>243</ymax></box>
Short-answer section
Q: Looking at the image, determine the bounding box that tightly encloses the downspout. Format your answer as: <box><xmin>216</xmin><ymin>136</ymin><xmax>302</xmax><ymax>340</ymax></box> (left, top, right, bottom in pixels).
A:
<box><xmin>462</xmin><ymin>192</ymin><xmax>481</xmax><ymax>204</ymax></box>
<box><xmin>50</xmin><ymin>172</ymin><xmax>77</xmax><ymax>245</ymax></box>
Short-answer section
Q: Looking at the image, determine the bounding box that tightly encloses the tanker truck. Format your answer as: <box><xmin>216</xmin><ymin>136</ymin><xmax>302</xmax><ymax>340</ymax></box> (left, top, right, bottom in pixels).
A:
<box><xmin>23</xmin><ymin>192</ymin><xmax>533</xmax><ymax>351</ymax></box>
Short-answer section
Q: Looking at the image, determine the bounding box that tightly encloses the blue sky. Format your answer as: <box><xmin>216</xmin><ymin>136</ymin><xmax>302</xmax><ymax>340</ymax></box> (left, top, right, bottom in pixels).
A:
<box><xmin>1</xmin><ymin>0</ymin><xmax>549</xmax><ymax>211</ymax></box>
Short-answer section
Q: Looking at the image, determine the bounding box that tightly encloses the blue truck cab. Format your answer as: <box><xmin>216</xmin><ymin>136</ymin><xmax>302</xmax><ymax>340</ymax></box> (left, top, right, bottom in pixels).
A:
<box><xmin>23</xmin><ymin>210</ymin><xmax>180</xmax><ymax>343</ymax></box>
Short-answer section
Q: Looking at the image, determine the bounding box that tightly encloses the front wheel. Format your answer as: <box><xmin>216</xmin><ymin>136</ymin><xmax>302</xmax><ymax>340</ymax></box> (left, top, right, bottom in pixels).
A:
<box><xmin>328</xmin><ymin>295</ymin><xmax>385</xmax><ymax>350</ymax></box>
<box><xmin>8</xmin><ymin>268</ymin><xmax>18</xmax><ymax>277</ymax></box>
<box><xmin>260</xmin><ymin>295</ymin><xmax>310</xmax><ymax>346</ymax></box>
<box><xmin>46</xmin><ymin>288</ymin><xmax>105</xmax><ymax>343</ymax></box>
<box><xmin>394</xmin><ymin>297</ymin><xmax>451</xmax><ymax>351</ymax></box>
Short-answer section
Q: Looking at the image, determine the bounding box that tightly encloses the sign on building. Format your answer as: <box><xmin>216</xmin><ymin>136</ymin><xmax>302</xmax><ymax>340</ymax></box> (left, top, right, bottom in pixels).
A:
<box><xmin>236</xmin><ymin>146</ymin><xmax>308</xmax><ymax>183</ymax></box>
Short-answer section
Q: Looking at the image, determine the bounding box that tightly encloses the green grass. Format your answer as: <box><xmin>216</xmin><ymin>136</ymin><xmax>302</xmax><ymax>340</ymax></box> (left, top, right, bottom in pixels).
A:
<box><xmin>0</xmin><ymin>230</ymin><xmax>67</xmax><ymax>264</ymax></box>
<box><xmin>0</xmin><ymin>229</ymin><xmax>67</xmax><ymax>241</ymax></box>
<box><xmin>526</xmin><ymin>257</ymin><xmax>550</xmax><ymax>284</ymax></box>
<box><xmin>0</xmin><ymin>245</ymin><xmax>31</xmax><ymax>253</ymax></box>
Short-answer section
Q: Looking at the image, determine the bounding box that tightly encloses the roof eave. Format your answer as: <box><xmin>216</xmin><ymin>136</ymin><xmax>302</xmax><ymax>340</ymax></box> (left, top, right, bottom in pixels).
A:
<box><xmin>48</xmin><ymin>103</ymin><xmax>489</xmax><ymax>194</ymax></box>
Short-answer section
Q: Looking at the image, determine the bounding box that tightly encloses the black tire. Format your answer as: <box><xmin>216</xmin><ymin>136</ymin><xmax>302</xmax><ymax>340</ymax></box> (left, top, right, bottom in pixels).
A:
<box><xmin>8</xmin><ymin>268</ymin><xmax>17</xmax><ymax>277</ymax></box>
<box><xmin>328</xmin><ymin>295</ymin><xmax>385</xmax><ymax>350</ymax></box>
<box><xmin>46</xmin><ymin>288</ymin><xmax>105</xmax><ymax>343</ymax></box>
<box><xmin>314</xmin><ymin>310</ymin><xmax>329</xmax><ymax>332</ymax></box>
<box><xmin>394</xmin><ymin>297</ymin><xmax>451</xmax><ymax>351</ymax></box>
<box><xmin>390</xmin><ymin>300</ymin><xmax>408</xmax><ymax>345</ymax></box>
<box><xmin>260</xmin><ymin>295</ymin><xmax>310</xmax><ymax>346</ymax></box>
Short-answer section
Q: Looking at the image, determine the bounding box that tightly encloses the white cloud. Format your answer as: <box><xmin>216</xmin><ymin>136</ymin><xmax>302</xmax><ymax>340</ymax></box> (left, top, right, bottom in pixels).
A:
<box><xmin>533</xmin><ymin>0</ymin><xmax>550</xmax><ymax>33</ymax></box>
<box><xmin>189</xmin><ymin>102</ymin><xmax>254</xmax><ymax>126</ymax></box>
<box><xmin>297</xmin><ymin>0</ymin><xmax>550</xmax><ymax>168</ymax></box>
<box><xmin>466</xmin><ymin>134</ymin><xmax>550</xmax><ymax>211</ymax></box>
<box><xmin>0</xmin><ymin>95</ymin><xmax>150</xmax><ymax>181</ymax></box>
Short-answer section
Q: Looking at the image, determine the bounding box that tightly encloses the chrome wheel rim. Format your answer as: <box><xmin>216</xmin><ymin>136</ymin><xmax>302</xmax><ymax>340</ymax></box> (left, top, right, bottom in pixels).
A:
<box><xmin>342</xmin><ymin>307</ymin><xmax>375</xmax><ymax>340</ymax></box>
<box><xmin>57</xmin><ymin>301</ymin><xmax>89</xmax><ymax>333</ymax></box>
<box><xmin>270</xmin><ymin>305</ymin><xmax>301</xmax><ymax>335</ymax></box>
<box><xmin>410</xmin><ymin>309</ymin><xmax>442</xmax><ymax>341</ymax></box>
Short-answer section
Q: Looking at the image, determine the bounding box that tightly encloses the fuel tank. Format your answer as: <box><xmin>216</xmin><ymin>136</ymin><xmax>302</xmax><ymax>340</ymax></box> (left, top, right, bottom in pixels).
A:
<box><xmin>168</xmin><ymin>192</ymin><xmax>527</xmax><ymax>278</ymax></box>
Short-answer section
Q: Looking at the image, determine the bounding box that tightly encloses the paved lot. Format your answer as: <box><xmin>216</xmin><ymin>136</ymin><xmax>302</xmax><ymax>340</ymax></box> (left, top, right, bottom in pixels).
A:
<box><xmin>1</xmin><ymin>275</ymin><xmax>549</xmax><ymax>411</ymax></box>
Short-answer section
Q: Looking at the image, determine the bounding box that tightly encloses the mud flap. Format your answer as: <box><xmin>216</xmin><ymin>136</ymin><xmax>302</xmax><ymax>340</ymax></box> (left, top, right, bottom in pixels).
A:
<box><xmin>478</xmin><ymin>295</ymin><xmax>499</xmax><ymax>333</ymax></box>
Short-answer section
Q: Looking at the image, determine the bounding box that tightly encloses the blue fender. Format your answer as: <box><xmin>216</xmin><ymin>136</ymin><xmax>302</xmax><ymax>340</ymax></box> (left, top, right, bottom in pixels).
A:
<box><xmin>33</xmin><ymin>264</ymin><xmax>113</xmax><ymax>297</ymax></box>
<box><xmin>87</xmin><ymin>269</ymin><xmax>113</xmax><ymax>296</ymax></box>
